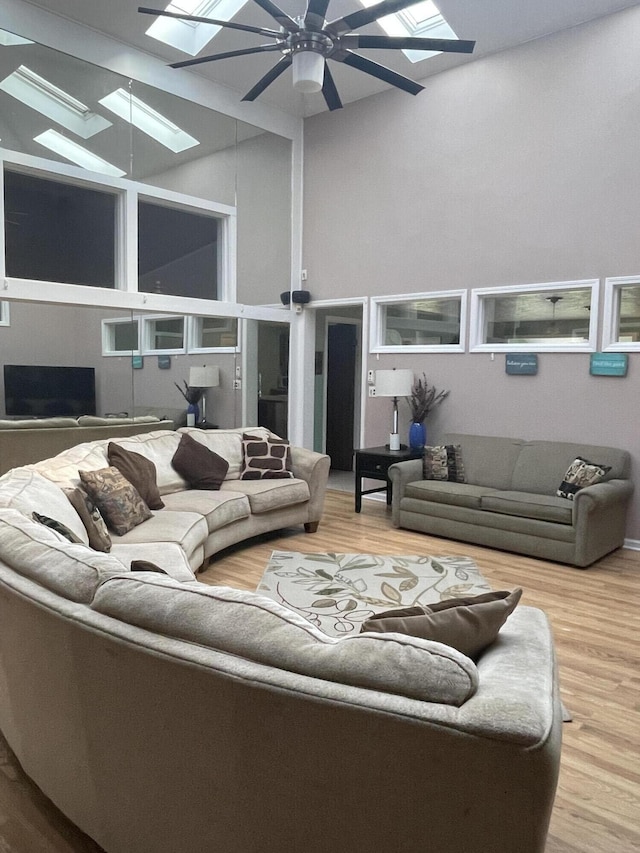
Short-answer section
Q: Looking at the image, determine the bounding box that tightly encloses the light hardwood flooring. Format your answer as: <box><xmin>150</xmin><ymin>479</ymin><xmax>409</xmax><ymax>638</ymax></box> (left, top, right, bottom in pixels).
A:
<box><xmin>0</xmin><ymin>489</ymin><xmax>638</xmax><ymax>852</ymax></box>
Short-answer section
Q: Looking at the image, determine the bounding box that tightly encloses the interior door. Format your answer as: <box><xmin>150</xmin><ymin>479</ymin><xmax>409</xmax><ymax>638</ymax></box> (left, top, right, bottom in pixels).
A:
<box><xmin>325</xmin><ymin>323</ymin><xmax>357</xmax><ymax>470</ymax></box>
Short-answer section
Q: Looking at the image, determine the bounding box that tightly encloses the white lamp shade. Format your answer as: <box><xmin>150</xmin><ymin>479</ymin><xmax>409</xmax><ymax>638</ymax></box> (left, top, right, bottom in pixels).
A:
<box><xmin>292</xmin><ymin>51</ymin><xmax>325</xmax><ymax>93</ymax></box>
<box><xmin>189</xmin><ymin>365</ymin><xmax>219</xmax><ymax>388</ymax></box>
<box><xmin>375</xmin><ymin>369</ymin><xmax>413</xmax><ymax>397</ymax></box>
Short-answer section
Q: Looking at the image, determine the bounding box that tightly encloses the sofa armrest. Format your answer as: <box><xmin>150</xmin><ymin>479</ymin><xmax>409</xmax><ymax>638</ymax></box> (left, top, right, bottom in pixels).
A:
<box><xmin>388</xmin><ymin>459</ymin><xmax>423</xmax><ymax>526</ymax></box>
<box><xmin>572</xmin><ymin>478</ymin><xmax>633</xmax><ymax>513</ymax></box>
<box><xmin>289</xmin><ymin>446</ymin><xmax>331</xmax><ymax>523</ymax></box>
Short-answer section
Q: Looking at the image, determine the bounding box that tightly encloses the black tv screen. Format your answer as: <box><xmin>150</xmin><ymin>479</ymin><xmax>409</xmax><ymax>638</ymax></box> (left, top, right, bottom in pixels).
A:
<box><xmin>4</xmin><ymin>365</ymin><xmax>96</xmax><ymax>418</ymax></box>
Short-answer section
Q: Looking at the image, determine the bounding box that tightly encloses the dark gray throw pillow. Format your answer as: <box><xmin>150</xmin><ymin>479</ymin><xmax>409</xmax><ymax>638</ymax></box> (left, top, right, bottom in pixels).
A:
<box><xmin>130</xmin><ymin>560</ymin><xmax>168</xmax><ymax>575</ymax></box>
<box><xmin>171</xmin><ymin>433</ymin><xmax>229</xmax><ymax>490</ymax></box>
<box><xmin>32</xmin><ymin>512</ymin><xmax>84</xmax><ymax>545</ymax></box>
<box><xmin>360</xmin><ymin>588</ymin><xmax>522</xmax><ymax>659</ymax></box>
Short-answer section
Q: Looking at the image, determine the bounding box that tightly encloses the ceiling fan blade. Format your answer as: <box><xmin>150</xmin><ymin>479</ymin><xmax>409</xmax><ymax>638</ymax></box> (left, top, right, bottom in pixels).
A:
<box><xmin>329</xmin><ymin>0</ymin><xmax>438</xmax><ymax>36</ymax></box>
<box><xmin>305</xmin><ymin>0</ymin><xmax>331</xmax><ymax>30</ymax></box>
<box><xmin>138</xmin><ymin>7</ymin><xmax>282</xmax><ymax>38</ymax></box>
<box><xmin>242</xmin><ymin>55</ymin><xmax>293</xmax><ymax>101</ymax></box>
<box><xmin>339</xmin><ymin>34</ymin><xmax>475</xmax><ymax>54</ymax></box>
<box><xmin>249</xmin><ymin>0</ymin><xmax>299</xmax><ymax>33</ymax></box>
<box><xmin>171</xmin><ymin>44</ymin><xmax>283</xmax><ymax>69</ymax></box>
<box><xmin>335</xmin><ymin>50</ymin><xmax>424</xmax><ymax>95</ymax></box>
<box><xmin>322</xmin><ymin>63</ymin><xmax>342</xmax><ymax>111</ymax></box>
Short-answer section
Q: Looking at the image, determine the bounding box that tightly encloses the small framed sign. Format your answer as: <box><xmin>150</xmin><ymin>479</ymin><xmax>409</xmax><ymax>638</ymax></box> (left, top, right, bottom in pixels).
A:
<box><xmin>590</xmin><ymin>353</ymin><xmax>628</xmax><ymax>377</ymax></box>
<box><xmin>506</xmin><ymin>353</ymin><xmax>538</xmax><ymax>375</ymax></box>
<box><xmin>158</xmin><ymin>355</ymin><xmax>171</xmax><ymax>370</ymax></box>
<box><xmin>132</xmin><ymin>356</ymin><xmax>144</xmax><ymax>370</ymax></box>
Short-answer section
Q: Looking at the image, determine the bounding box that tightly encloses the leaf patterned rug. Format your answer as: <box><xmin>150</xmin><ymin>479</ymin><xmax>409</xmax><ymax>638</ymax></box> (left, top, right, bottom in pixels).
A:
<box><xmin>257</xmin><ymin>551</ymin><xmax>491</xmax><ymax>638</ymax></box>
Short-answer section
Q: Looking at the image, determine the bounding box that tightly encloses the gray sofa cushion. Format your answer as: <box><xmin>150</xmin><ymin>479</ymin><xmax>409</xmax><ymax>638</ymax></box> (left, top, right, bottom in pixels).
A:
<box><xmin>511</xmin><ymin>441</ymin><xmax>630</xmax><ymax>494</ymax></box>
<box><xmin>405</xmin><ymin>480</ymin><xmax>497</xmax><ymax>510</ymax></box>
<box><xmin>441</xmin><ymin>434</ymin><xmax>525</xmax><ymax>490</ymax></box>
<box><xmin>161</xmin><ymin>490</ymin><xmax>250</xmax><ymax>533</ymax></box>
<box><xmin>109</xmin><ymin>510</ymin><xmax>207</xmax><ymax>563</ymax></box>
<box><xmin>481</xmin><ymin>491</ymin><xmax>573</xmax><ymax>524</ymax></box>
<box><xmin>222</xmin><ymin>478</ymin><xmax>310</xmax><ymax>514</ymax></box>
<box><xmin>91</xmin><ymin>575</ymin><xmax>479</xmax><ymax>705</ymax></box>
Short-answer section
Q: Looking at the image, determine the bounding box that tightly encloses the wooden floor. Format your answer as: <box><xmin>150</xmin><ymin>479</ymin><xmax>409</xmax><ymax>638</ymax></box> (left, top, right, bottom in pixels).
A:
<box><xmin>0</xmin><ymin>489</ymin><xmax>638</xmax><ymax>852</ymax></box>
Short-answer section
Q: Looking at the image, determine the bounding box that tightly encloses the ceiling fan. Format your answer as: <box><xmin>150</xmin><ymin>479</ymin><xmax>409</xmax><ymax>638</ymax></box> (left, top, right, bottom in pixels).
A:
<box><xmin>139</xmin><ymin>1</ymin><xmax>475</xmax><ymax>111</ymax></box>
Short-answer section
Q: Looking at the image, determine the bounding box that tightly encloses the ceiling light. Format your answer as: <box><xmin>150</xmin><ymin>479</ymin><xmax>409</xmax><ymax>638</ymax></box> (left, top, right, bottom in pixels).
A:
<box><xmin>98</xmin><ymin>88</ymin><xmax>198</xmax><ymax>152</ymax></box>
<box><xmin>0</xmin><ymin>29</ymin><xmax>34</xmax><ymax>46</ymax></box>
<box><xmin>0</xmin><ymin>65</ymin><xmax>111</xmax><ymax>138</ymax></box>
<box><xmin>34</xmin><ymin>130</ymin><xmax>126</xmax><ymax>177</ymax></box>
<box><xmin>292</xmin><ymin>51</ymin><xmax>325</xmax><ymax>94</ymax></box>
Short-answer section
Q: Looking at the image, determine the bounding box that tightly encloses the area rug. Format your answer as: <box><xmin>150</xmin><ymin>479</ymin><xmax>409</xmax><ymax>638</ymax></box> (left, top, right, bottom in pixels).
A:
<box><xmin>257</xmin><ymin>551</ymin><xmax>492</xmax><ymax>638</ymax></box>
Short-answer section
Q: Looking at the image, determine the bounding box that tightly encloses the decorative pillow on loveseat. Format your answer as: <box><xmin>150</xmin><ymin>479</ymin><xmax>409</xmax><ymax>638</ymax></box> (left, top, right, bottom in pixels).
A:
<box><xmin>108</xmin><ymin>442</ymin><xmax>164</xmax><ymax>510</ymax></box>
<box><xmin>79</xmin><ymin>467</ymin><xmax>152</xmax><ymax>536</ymax></box>
<box><xmin>65</xmin><ymin>487</ymin><xmax>112</xmax><ymax>552</ymax></box>
<box><xmin>359</xmin><ymin>588</ymin><xmax>522</xmax><ymax>659</ymax></box>
<box><xmin>240</xmin><ymin>433</ymin><xmax>293</xmax><ymax>480</ymax></box>
<box><xmin>557</xmin><ymin>456</ymin><xmax>612</xmax><ymax>500</ymax></box>
<box><xmin>171</xmin><ymin>433</ymin><xmax>229</xmax><ymax>490</ymax></box>
<box><xmin>423</xmin><ymin>444</ymin><xmax>465</xmax><ymax>483</ymax></box>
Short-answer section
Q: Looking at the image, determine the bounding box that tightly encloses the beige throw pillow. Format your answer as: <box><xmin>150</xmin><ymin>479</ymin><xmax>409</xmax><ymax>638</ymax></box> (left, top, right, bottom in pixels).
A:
<box><xmin>79</xmin><ymin>467</ymin><xmax>152</xmax><ymax>536</ymax></box>
<box><xmin>360</xmin><ymin>588</ymin><xmax>523</xmax><ymax>659</ymax></box>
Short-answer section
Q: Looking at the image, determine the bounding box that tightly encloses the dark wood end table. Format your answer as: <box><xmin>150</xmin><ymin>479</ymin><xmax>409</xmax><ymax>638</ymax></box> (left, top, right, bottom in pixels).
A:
<box><xmin>354</xmin><ymin>445</ymin><xmax>422</xmax><ymax>512</ymax></box>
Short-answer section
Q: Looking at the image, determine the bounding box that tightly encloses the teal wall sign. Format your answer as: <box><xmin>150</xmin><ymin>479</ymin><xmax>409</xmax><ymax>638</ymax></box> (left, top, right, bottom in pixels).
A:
<box><xmin>590</xmin><ymin>353</ymin><xmax>628</xmax><ymax>376</ymax></box>
<box><xmin>158</xmin><ymin>355</ymin><xmax>171</xmax><ymax>370</ymax></box>
<box><xmin>132</xmin><ymin>356</ymin><xmax>144</xmax><ymax>370</ymax></box>
<box><xmin>506</xmin><ymin>353</ymin><xmax>538</xmax><ymax>375</ymax></box>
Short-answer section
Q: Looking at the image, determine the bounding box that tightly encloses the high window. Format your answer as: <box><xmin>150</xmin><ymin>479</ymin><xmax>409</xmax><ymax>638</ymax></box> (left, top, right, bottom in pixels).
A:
<box><xmin>603</xmin><ymin>276</ymin><xmax>640</xmax><ymax>351</ymax></box>
<box><xmin>371</xmin><ymin>291</ymin><xmax>466</xmax><ymax>352</ymax></box>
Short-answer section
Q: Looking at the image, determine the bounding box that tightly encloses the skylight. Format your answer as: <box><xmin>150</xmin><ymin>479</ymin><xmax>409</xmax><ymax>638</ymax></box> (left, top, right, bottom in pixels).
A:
<box><xmin>360</xmin><ymin>0</ymin><xmax>458</xmax><ymax>63</ymax></box>
<box><xmin>99</xmin><ymin>89</ymin><xmax>199</xmax><ymax>152</ymax></box>
<box><xmin>34</xmin><ymin>130</ymin><xmax>126</xmax><ymax>178</ymax></box>
<box><xmin>0</xmin><ymin>29</ymin><xmax>34</xmax><ymax>47</ymax></box>
<box><xmin>146</xmin><ymin>0</ymin><xmax>249</xmax><ymax>56</ymax></box>
<box><xmin>0</xmin><ymin>65</ymin><xmax>111</xmax><ymax>138</ymax></box>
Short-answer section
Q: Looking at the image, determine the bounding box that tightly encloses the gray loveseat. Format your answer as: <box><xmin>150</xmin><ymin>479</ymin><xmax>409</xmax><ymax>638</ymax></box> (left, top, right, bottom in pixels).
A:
<box><xmin>389</xmin><ymin>433</ymin><xmax>633</xmax><ymax>568</ymax></box>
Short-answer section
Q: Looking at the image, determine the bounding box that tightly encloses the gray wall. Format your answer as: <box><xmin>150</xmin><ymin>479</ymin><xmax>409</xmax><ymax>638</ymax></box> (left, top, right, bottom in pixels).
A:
<box><xmin>303</xmin><ymin>7</ymin><xmax>640</xmax><ymax>541</ymax></box>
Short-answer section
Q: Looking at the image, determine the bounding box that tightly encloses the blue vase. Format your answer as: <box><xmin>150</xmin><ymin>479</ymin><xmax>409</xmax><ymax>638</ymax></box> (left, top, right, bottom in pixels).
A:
<box><xmin>409</xmin><ymin>421</ymin><xmax>426</xmax><ymax>450</ymax></box>
<box><xmin>186</xmin><ymin>402</ymin><xmax>199</xmax><ymax>426</ymax></box>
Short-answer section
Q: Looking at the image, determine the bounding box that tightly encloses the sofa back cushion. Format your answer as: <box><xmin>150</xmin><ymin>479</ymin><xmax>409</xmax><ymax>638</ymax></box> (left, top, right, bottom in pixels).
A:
<box><xmin>0</xmin><ymin>468</ymin><xmax>88</xmax><ymax>544</ymax></box>
<box><xmin>511</xmin><ymin>441</ymin><xmax>631</xmax><ymax>495</ymax></box>
<box><xmin>106</xmin><ymin>431</ymin><xmax>186</xmax><ymax>495</ymax></box>
<box><xmin>0</xmin><ymin>508</ymin><xmax>129</xmax><ymax>603</ymax></box>
<box><xmin>178</xmin><ymin>427</ymin><xmax>272</xmax><ymax>481</ymax></box>
<box><xmin>441</xmin><ymin>434</ymin><xmax>525</xmax><ymax>490</ymax></box>
<box><xmin>30</xmin><ymin>440</ymin><xmax>110</xmax><ymax>488</ymax></box>
<box><xmin>91</xmin><ymin>575</ymin><xmax>479</xmax><ymax>706</ymax></box>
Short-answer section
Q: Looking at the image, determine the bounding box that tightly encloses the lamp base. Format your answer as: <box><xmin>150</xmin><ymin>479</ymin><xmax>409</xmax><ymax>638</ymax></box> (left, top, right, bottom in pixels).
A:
<box><xmin>388</xmin><ymin>433</ymin><xmax>401</xmax><ymax>451</ymax></box>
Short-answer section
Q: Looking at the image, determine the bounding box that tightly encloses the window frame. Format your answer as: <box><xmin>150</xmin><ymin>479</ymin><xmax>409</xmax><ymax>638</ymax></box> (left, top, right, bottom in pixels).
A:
<box><xmin>101</xmin><ymin>317</ymin><xmax>141</xmax><ymax>356</ymax></box>
<box><xmin>370</xmin><ymin>289</ymin><xmax>467</xmax><ymax>354</ymax></box>
<box><xmin>469</xmin><ymin>279</ymin><xmax>599</xmax><ymax>353</ymax></box>
<box><xmin>0</xmin><ymin>302</ymin><xmax>10</xmax><ymax>327</ymax></box>
<box><xmin>187</xmin><ymin>314</ymin><xmax>240</xmax><ymax>353</ymax></box>
<box><xmin>142</xmin><ymin>314</ymin><xmax>187</xmax><ymax>355</ymax></box>
<box><xmin>602</xmin><ymin>275</ymin><xmax>640</xmax><ymax>351</ymax></box>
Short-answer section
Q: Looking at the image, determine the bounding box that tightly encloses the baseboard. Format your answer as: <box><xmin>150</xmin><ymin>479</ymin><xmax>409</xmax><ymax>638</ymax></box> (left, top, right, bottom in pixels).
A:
<box><xmin>624</xmin><ymin>538</ymin><xmax>640</xmax><ymax>551</ymax></box>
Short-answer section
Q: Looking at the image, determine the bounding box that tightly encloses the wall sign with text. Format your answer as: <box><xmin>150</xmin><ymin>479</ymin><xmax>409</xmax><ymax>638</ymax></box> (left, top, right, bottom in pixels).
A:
<box><xmin>590</xmin><ymin>353</ymin><xmax>628</xmax><ymax>376</ymax></box>
<box><xmin>506</xmin><ymin>353</ymin><xmax>538</xmax><ymax>375</ymax></box>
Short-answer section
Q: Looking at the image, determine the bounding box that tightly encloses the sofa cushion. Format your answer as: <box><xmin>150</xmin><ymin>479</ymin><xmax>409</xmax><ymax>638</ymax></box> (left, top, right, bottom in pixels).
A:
<box><xmin>557</xmin><ymin>457</ymin><xmax>612</xmax><ymax>500</ymax></box>
<box><xmin>0</xmin><ymin>508</ymin><xmax>128</xmax><ymax>603</ymax></box>
<box><xmin>110</xmin><ymin>541</ymin><xmax>195</xmax><ymax>582</ymax></box>
<box><xmin>510</xmin><ymin>441</ymin><xmax>627</xmax><ymax>494</ymax></box>
<box><xmin>359</xmin><ymin>588</ymin><xmax>523</xmax><ymax>659</ymax></box>
<box><xmin>441</xmin><ymin>434</ymin><xmax>525</xmax><ymax>490</ymax></box>
<box><xmin>65</xmin><ymin>487</ymin><xmax>112</xmax><ymax>552</ymax></box>
<box><xmin>0</xmin><ymin>417</ymin><xmax>79</xmax><ymax>429</ymax></box>
<box><xmin>91</xmin><ymin>575</ymin><xmax>479</xmax><ymax>705</ymax></box>
<box><xmin>481</xmin><ymin>491</ymin><xmax>573</xmax><ymax>524</ymax></box>
<box><xmin>108</xmin><ymin>511</ymin><xmax>207</xmax><ymax>569</ymax></box>
<box><xmin>31</xmin><ymin>440</ymin><xmax>110</xmax><ymax>488</ymax></box>
<box><xmin>404</xmin><ymin>480</ymin><xmax>497</xmax><ymax>510</ymax></box>
<box><xmin>161</xmin><ymin>490</ymin><xmax>251</xmax><ymax>533</ymax></box>
<box><xmin>222</xmin><ymin>478</ymin><xmax>310</xmax><ymax>514</ymax></box>
<box><xmin>108</xmin><ymin>442</ymin><xmax>165</xmax><ymax>510</ymax></box>
<box><xmin>423</xmin><ymin>444</ymin><xmax>465</xmax><ymax>482</ymax></box>
<box><xmin>171</xmin><ymin>433</ymin><xmax>229</xmax><ymax>490</ymax></box>
<box><xmin>0</xmin><ymin>467</ymin><xmax>89</xmax><ymax>545</ymax></box>
<box><xmin>79</xmin><ymin>467</ymin><xmax>152</xmax><ymax>535</ymax></box>
<box><xmin>240</xmin><ymin>433</ymin><xmax>293</xmax><ymax>480</ymax></box>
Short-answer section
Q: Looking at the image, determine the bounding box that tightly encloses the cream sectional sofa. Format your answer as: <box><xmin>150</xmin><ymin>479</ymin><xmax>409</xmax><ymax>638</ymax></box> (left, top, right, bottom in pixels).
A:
<box><xmin>0</xmin><ymin>426</ymin><xmax>563</xmax><ymax>852</ymax></box>
<box><xmin>389</xmin><ymin>433</ymin><xmax>633</xmax><ymax>567</ymax></box>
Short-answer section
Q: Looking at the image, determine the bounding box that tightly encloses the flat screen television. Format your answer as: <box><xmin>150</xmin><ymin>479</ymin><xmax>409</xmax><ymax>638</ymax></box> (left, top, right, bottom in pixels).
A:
<box><xmin>3</xmin><ymin>365</ymin><xmax>96</xmax><ymax>418</ymax></box>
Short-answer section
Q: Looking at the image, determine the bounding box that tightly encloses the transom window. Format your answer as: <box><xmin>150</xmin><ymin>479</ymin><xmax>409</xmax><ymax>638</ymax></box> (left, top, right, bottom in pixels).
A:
<box><xmin>602</xmin><ymin>276</ymin><xmax>640</xmax><ymax>351</ymax></box>
<box><xmin>371</xmin><ymin>291</ymin><xmax>466</xmax><ymax>352</ymax></box>
<box><xmin>470</xmin><ymin>281</ymin><xmax>598</xmax><ymax>352</ymax></box>
<box><xmin>102</xmin><ymin>319</ymin><xmax>140</xmax><ymax>355</ymax></box>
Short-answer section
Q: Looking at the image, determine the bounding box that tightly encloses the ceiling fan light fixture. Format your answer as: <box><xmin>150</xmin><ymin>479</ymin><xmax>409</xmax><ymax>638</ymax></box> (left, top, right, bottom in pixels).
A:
<box><xmin>292</xmin><ymin>50</ymin><xmax>325</xmax><ymax>94</ymax></box>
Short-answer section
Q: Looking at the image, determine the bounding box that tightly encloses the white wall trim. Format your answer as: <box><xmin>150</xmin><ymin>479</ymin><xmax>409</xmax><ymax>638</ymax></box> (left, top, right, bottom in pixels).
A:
<box><xmin>624</xmin><ymin>538</ymin><xmax>640</xmax><ymax>552</ymax></box>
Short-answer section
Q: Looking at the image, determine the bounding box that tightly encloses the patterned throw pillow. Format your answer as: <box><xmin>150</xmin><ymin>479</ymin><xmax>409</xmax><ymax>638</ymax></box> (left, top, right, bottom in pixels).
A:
<box><xmin>240</xmin><ymin>433</ymin><xmax>294</xmax><ymax>480</ymax></box>
<box><xmin>65</xmin><ymin>487</ymin><xmax>112</xmax><ymax>552</ymax></box>
<box><xmin>79</xmin><ymin>467</ymin><xmax>152</xmax><ymax>536</ymax></box>
<box><xmin>557</xmin><ymin>457</ymin><xmax>612</xmax><ymax>500</ymax></box>
<box><xmin>32</xmin><ymin>512</ymin><xmax>85</xmax><ymax>545</ymax></box>
<box><xmin>423</xmin><ymin>444</ymin><xmax>465</xmax><ymax>483</ymax></box>
<box><xmin>108</xmin><ymin>443</ymin><xmax>164</xmax><ymax>510</ymax></box>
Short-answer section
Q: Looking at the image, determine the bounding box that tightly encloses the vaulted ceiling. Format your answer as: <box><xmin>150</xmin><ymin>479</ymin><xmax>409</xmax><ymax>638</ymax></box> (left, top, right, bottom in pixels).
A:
<box><xmin>14</xmin><ymin>0</ymin><xmax>640</xmax><ymax>116</ymax></box>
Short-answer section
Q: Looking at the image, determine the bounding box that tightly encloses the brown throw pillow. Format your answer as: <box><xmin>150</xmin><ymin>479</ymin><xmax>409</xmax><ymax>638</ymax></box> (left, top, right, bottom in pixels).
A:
<box><xmin>65</xmin><ymin>487</ymin><xmax>112</xmax><ymax>552</ymax></box>
<box><xmin>79</xmin><ymin>467</ymin><xmax>152</xmax><ymax>536</ymax></box>
<box><xmin>557</xmin><ymin>456</ymin><xmax>612</xmax><ymax>500</ymax></box>
<box><xmin>130</xmin><ymin>560</ymin><xmax>168</xmax><ymax>575</ymax></box>
<box><xmin>171</xmin><ymin>433</ymin><xmax>229</xmax><ymax>490</ymax></box>
<box><xmin>423</xmin><ymin>444</ymin><xmax>465</xmax><ymax>482</ymax></box>
<box><xmin>108</xmin><ymin>442</ymin><xmax>164</xmax><ymax>510</ymax></box>
<box><xmin>359</xmin><ymin>588</ymin><xmax>523</xmax><ymax>659</ymax></box>
<box><xmin>240</xmin><ymin>433</ymin><xmax>293</xmax><ymax>480</ymax></box>
<box><xmin>32</xmin><ymin>512</ymin><xmax>84</xmax><ymax>545</ymax></box>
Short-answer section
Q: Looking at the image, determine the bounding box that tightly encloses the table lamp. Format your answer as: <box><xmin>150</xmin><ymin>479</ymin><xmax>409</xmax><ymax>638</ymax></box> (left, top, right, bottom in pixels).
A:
<box><xmin>188</xmin><ymin>365</ymin><xmax>220</xmax><ymax>426</ymax></box>
<box><xmin>375</xmin><ymin>368</ymin><xmax>413</xmax><ymax>451</ymax></box>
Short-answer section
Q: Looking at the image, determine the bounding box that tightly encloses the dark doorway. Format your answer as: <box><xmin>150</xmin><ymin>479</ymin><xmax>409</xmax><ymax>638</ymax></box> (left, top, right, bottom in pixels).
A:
<box><xmin>326</xmin><ymin>323</ymin><xmax>357</xmax><ymax>470</ymax></box>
